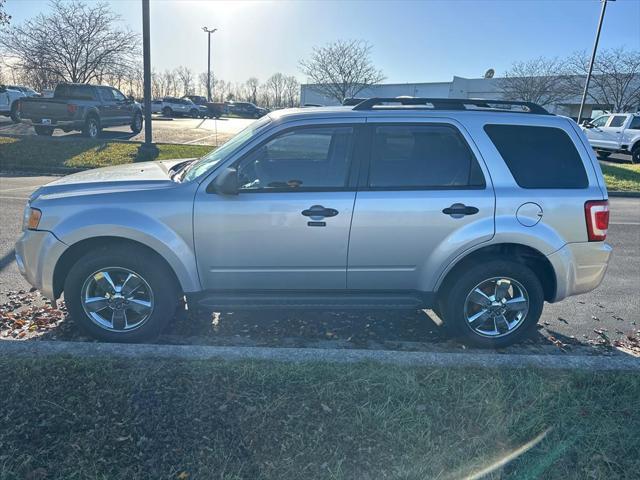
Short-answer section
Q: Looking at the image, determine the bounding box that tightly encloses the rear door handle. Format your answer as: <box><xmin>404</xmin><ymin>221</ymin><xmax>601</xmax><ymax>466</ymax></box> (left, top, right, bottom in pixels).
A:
<box><xmin>301</xmin><ymin>205</ymin><xmax>339</xmax><ymax>218</ymax></box>
<box><xmin>442</xmin><ymin>203</ymin><xmax>479</xmax><ymax>217</ymax></box>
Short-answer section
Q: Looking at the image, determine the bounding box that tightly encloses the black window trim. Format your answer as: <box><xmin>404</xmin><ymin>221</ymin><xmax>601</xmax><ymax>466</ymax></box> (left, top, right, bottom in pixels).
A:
<box><xmin>212</xmin><ymin>123</ymin><xmax>364</xmax><ymax>194</ymax></box>
<box><xmin>484</xmin><ymin>123</ymin><xmax>589</xmax><ymax>190</ymax></box>
<box><xmin>358</xmin><ymin>122</ymin><xmax>487</xmax><ymax>191</ymax></box>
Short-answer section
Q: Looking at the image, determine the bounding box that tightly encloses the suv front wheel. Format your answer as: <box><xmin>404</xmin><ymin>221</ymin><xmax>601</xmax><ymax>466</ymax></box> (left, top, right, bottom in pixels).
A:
<box><xmin>64</xmin><ymin>246</ymin><xmax>179</xmax><ymax>342</ymax></box>
<box><xmin>440</xmin><ymin>260</ymin><xmax>544</xmax><ymax>348</ymax></box>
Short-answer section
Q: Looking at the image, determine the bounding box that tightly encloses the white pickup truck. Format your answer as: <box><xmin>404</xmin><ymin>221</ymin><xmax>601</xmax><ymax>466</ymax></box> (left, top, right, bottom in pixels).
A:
<box><xmin>582</xmin><ymin>113</ymin><xmax>640</xmax><ymax>164</ymax></box>
<box><xmin>0</xmin><ymin>85</ymin><xmax>26</xmax><ymax>123</ymax></box>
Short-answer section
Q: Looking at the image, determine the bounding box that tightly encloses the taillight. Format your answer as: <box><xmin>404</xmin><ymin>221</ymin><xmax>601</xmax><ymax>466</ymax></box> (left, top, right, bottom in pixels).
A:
<box><xmin>585</xmin><ymin>200</ymin><xmax>609</xmax><ymax>242</ymax></box>
<box><xmin>67</xmin><ymin>104</ymin><xmax>77</xmax><ymax>115</ymax></box>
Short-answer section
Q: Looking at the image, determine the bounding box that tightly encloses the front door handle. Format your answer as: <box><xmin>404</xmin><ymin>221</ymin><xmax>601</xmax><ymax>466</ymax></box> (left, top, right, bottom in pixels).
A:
<box><xmin>442</xmin><ymin>203</ymin><xmax>479</xmax><ymax>218</ymax></box>
<box><xmin>301</xmin><ymin>205</ymin><xmax>339</xmax><ymax>218</ymax></box>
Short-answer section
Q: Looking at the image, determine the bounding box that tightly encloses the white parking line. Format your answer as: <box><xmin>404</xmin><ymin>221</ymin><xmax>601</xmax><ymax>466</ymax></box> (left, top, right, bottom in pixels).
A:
<box><xmin>0</xmin><ymin>195</ymin><xmax>29</xmax><ymax>200</ymax></box>
<box><xmin>183</xmin><ymin>134</ymin><xmax>218</xmax><ymax>145</ymax></box>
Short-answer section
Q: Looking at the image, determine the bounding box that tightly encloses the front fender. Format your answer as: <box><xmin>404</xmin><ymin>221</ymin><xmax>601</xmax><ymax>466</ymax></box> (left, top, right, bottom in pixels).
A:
<box><xmin>51</xmin><ymin>208</ymin><xmax>201</xmax><ymax>293</ymax></box>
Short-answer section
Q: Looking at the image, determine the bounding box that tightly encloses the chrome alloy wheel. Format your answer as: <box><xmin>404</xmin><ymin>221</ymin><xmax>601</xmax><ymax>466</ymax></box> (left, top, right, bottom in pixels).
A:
<box><xmin>80</xmin><ymin>267</ymin><xmax>154</xmax><ymax>332</ymax></box>
<box><xmin>463</xmin><ymin>277</ymin><xmax>529</xmax><ymax>338</ymax></box>
<box><xmin>88</xmin><ymin>120</ymin><xmax>98</xmax><ymax>138</ymax></box>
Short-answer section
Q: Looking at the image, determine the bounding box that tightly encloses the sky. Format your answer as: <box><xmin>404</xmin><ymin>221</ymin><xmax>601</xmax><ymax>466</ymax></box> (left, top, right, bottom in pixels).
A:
<box><xmin>3</xmin><ymin>0</ymin><xmax>640</xmax><ymax>84</ymax></box>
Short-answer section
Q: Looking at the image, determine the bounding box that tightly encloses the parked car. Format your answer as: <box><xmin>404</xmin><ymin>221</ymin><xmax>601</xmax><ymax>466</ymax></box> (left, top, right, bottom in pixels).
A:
<box><xmin>581</xmin><ymin>113</ymin><xmax>640</xmax><ymax>163</ymax></box>
<box><xmin>19</xmin><ymin>83</ymin><xmax>143</xmax><ymax>138</ymax></box>
<box><xmin>15</xmin><ymin>97</ymin><xmax>611</xmax><ymax>347</ymax></box>
<box><xmin>5</xmin><ymin>85</ymin><xmax>40</xmax><ymax>97</ymax></box>
<box><xmin>226</xmin><ymin>101</ymin><xmax>268</xmax><ymax>118</ymax></box>
<box><xmin>155</xmin><ymin>97</ymin><xmax>203</xmax><ymax>118</ymax></box>
<box><xmin>0</xmin><ymin>84</ymin><xmax>26</xmax><ymax>123</ymax></box>
<box><xmin>183</xmin><ymin>95</ymin><xmax>225</xmax><ymax>118</ymax></box>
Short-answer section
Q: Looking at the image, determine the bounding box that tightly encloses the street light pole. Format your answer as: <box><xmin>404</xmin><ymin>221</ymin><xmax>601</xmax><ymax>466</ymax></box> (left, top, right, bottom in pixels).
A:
<box><xmin>577</xmin><ymin>0</ymin><xmax>614</xmax><ymax>124</ymax></box>
<box><xmin>202</xmin><ymin>27</ymin><xmax>217</xmax><ymax>101</ymax></box>
<box><xmin>139</xmin><ymin>0</ymin><xmax>157</xmax><ymax>158</ymax></box>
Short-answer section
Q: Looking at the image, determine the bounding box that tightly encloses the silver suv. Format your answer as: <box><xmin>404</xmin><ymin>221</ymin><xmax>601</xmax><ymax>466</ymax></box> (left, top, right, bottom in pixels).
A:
<box><xmin>15</xmin><ymin>98</ymin><xmax>612</xmax><ymax>347</ymax></box>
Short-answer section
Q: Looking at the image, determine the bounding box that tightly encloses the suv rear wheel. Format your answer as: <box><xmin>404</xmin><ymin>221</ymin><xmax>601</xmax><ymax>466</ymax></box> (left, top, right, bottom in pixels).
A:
<box><xmin>10</xmin><ymin>102</ymin><xmax>21</xmax><ymax>123</ymax></box>
<box><xmin>162</xmin><ymin>106</ymin><xmax>173</xmax><ymax>117</ymax></box>
<box><xmin>131</xmin><ymin>111</ymin><xmax>143</xmax><ymax>133</ymax></box>
<box><xmin>64</xmin><ymin>246</ymin><xmax>179</xmax><ymax>342</ymax></box>
<box><xmin>440</xmin><ymin>260</ymin><xmax>543</xmax><ymax>348</ymax></box>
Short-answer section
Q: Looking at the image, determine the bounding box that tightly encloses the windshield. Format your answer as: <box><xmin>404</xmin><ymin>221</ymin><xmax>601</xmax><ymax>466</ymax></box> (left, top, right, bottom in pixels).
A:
<box><xmin>182</xmin><ymin>116</ymin><xmax>271</xmax><ymax>182</ymax></box>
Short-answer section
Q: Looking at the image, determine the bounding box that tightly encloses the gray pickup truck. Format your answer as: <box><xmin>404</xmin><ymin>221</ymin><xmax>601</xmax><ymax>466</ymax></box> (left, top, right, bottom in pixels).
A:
<box><xmin>19</xmin><ymin>83</ymin><xmax>143</xmax><ymax>138</ymax></box>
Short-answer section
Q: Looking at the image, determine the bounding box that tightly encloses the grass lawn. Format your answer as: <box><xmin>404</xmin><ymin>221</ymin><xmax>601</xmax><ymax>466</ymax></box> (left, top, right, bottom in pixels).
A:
<box><xmin>0</xmin><ymin>135</ymin><xmax>212</xmax><ymax>173</ymax></box>
<box><xmin>599</xmin><ymin>161</ymin><xmax>640</xmax><ymax>192</ymax></box>
<box><xmin>0</xmin><ymin>357</ymin><xmax>638</xmax><ymax>480</ymax></box>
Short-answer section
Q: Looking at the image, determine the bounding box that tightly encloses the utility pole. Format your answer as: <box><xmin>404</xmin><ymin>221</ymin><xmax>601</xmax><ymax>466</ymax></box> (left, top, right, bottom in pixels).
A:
<box><xmin>577</xmin><ymin>0</ymin><xmax>615</xmax><ymax>124</ymax></box>
<box><xmin>139</xmin><ymin>0</ymin><xmax>158</xmax><ymax>158</ymax></box>
<box><xmin>202</xmin><ymin>27</ymin><xmax>217</xmax><ymax>101</ymax></box>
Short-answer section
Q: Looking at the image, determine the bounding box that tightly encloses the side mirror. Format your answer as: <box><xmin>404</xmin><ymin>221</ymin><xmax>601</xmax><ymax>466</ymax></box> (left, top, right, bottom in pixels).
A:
<box><xmin>127</xmin><ymin>95</ymin><xmax>135</xmax><ymax>102</ymax></box>
<box><xmin>209</xmin><ymin>167</ymin><xmax>239</xmax><ymax>195</ymax></box>
<box><xmin>582</xmin><ymin>120</ymin><xmax>594</xmax><ymax>129</ymax></box>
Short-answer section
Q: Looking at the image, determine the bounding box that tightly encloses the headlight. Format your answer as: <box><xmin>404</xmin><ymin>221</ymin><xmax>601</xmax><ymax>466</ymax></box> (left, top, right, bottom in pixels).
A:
<box><xmin>23</xmin><ymin>207</ymin><xmax>42</xmax><ymax>230</ymax></box>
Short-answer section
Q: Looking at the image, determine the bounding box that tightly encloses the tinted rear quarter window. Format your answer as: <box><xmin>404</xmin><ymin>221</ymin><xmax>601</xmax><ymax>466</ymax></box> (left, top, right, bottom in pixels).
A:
<box><xmin>609</xmin><ymin>116</ymin><xmax>627</xmax><ymax>128</ymax></box>
<box><xmin>484</xmin><ymin>124</ymin><xmax>588</xmax><ymax>189</ymax></box>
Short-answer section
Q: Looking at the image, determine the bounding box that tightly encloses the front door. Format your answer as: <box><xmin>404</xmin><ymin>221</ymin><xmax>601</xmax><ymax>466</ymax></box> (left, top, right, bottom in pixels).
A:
<box><xmin>96</xmin><ymin>87</ymin><xmax>118</xmax><ymax>126</ymax></box>
<box><xmin>584</xmin><ymin>114</ymin><xmax>611</xmax><ymax>149</ymax></box>
<box><xmin>348</xmin><ymin>120</ymin><xmax>495</xmax><ymax>292</ymax></box>
<box><xmin>194</xmin><ymin>123</ymin><xmax>361</xmax><ymax>290</ymax></box>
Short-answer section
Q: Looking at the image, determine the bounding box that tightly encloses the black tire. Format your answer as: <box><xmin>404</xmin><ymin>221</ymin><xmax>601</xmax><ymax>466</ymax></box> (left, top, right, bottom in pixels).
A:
<box><xmin>10</xmin><ymin>102</ymin><xmax>21</xmax><ymax>123</ymax></box>
<box><xmin>596</xmin><ymin>150</ymin><xmax>612</xmax><ymax>159</ymax></box>
<box><xmin>440</xmin><ymin>260</ymin><xmax>544</xmax><ymax>348</ymax></box>
<box><xmin>162</xmin><ymin>106</ymin><xmax>173</xmax><ymax>117</ymax></box>
<box><xmin>63</xmin><ymin>244</ymin><xmax>179</xmax><ymax>342</ymax></box>
<box><xmin>190</xmin><ymin>109</ymin><xmax>199</xmax><ymax>118</ymax></box>
<box><xmin>34</xmin><ymin>125</ymin><xmax>54</xmax><ymax>136</ymax></box>
<box><xmin>130</xmin><ymin>111</ymin><xmax>143</xmax><ymax>133</ymax></box>
<box><xmin>82</xmin><ymin>115</ymin><xmax>101</xmax><ymax>138</ymax></box>
<box><xmin>631</xmin><ymin>145</ymin><xmax>640</xmax><ymax>164</ymax></box>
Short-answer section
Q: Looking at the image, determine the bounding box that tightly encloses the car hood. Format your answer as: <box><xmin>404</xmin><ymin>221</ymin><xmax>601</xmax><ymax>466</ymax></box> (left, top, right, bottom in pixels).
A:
<box><xmin>30</xmin><ymin>159</ymin><xmax>192</xmax><ymax>201</ymax></box>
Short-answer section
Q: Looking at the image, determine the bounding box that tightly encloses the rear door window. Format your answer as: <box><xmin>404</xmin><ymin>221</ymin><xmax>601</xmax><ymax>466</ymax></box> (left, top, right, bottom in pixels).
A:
<box><xmin>484</xmin><ymin>124</ymin><xmax>588</xmax><ymax>189</ymax></box>
<box><xmin>367</xmin><ymin>124</ymin><xmax>485</xmax><ymax>188</ymax></box>
<box><xmin>608</xmin><ymin>116</ymin><xmax>627</xmax><ymax>128</ymax></box>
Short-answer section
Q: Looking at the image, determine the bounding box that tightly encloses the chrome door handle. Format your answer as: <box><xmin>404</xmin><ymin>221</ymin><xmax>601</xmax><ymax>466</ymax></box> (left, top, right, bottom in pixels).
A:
<box><xmin>301</xmin><ymin>205</ymin><xmax>339</xmax><ymax>218</ymax></box>
<box><xmin>442</xmin><ymin>203</ymin><xmax>479</xmax><ymax>218</ymax></box>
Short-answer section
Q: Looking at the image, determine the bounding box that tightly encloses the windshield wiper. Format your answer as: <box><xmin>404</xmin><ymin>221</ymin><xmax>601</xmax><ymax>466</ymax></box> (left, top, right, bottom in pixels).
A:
<box><xmin>169</xmin><ymin>160</ymin><xmax>196</xmax><ymax>182</ymax></box>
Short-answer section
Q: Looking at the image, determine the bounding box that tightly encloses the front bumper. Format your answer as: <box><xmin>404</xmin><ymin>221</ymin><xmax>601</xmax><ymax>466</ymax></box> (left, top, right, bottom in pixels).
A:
<box><xmin>547</xmin><ymin>241</ymin><xmax>612</xmax><ymax>302</ymax></box>
<box><xmin>15</xmin><ymin>229</ymin><xmax>67</xmax><ymax>300</ymax></box>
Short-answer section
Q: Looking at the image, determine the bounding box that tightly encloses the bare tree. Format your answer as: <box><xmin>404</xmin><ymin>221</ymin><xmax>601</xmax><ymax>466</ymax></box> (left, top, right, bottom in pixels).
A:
<box><xmin>198</xmin><ymin>72</ymin><xmax>214</xmax><ymax>98</ymax></box>
<box><xmin>162</xmin><ymin>69</ymin><xmax>177</xmax><ymax>97</ymax></box>
<box><xmin>246</xmin><ymin>77</ymin><xmax>259</xmax><ymax>104</ymax></box>
<box><xmin>283</xmin><ymin>75</ymin><xmax>299</xmax><ymax>107</ymax></box>
<box><xmin>265</xmin><ymin>72</ymin><xmax>286</xmax><ymax>107</ymax></box>
<box><xmin>566</xmin><ymin>48</ymin><xmax>640</xmax><ymax>112</ymax></box>
<box><xmin>0</xmin><ymin>0</ymin><xmax>140</xmax><ymax>85</ymax></box>
<box><xmin>176</xmin><ymin>66</ymin><xmax>194</xmax><ymax>96</ymax></box>
<box><xmin>0</xmin><ymin>0</ymin><xmax>10</xmax><ymax>27</ymax></box>
<box><xmin>299</xmin><ymin>39</ymin><xmax>385</xmax><ymax>104</ymax></box>
<box><xmin>499</xmin><ymin>57</ymin><xmax>572</xmax><ymax>107</ymax></box>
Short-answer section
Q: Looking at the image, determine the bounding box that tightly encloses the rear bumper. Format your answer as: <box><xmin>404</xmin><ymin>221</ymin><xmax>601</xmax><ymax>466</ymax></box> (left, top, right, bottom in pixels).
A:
<box><xmin>547</xmin><ymin>241</ymin><xmax>612</xmax><ymax>302</ymax></box>
<box><xmin>21</xmin><ymin>118</ymin><xmax>82</xmax><ymax>129</ymax></box>
<box><xmin>15</xmin><ymin>229</ymin><xmax>67</xmax><ymax>300</ymax></box>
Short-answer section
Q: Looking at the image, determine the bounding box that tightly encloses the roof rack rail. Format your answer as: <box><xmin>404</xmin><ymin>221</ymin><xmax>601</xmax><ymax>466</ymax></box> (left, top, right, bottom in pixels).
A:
<box><xmin>352</xmin><ymin>97</ymin><xmax>550</xmax><ymax>115</ymax></box>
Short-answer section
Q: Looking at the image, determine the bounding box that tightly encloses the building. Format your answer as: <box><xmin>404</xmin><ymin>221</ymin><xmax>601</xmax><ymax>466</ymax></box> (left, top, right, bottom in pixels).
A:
<box><xmin>300</xmin><ymin>75</ymin><xmax>638</xmax><ymax>119</ymax></box>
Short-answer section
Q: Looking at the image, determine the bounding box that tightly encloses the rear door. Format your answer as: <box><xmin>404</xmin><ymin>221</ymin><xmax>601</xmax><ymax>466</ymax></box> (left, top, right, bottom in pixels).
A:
<box><xmin>96</xmin><ymin>87</ymin><xmax>118</xmax><ymax>126</ymax></box>
<box><xmin>347</xmin><ymin>119</ymin><xmax>495</xmax><ymax>292</ymax></box>
<box><xmin>194</xmin><ymin>120</ymin><xmax>364</xmax><ymax>290</ymax></box>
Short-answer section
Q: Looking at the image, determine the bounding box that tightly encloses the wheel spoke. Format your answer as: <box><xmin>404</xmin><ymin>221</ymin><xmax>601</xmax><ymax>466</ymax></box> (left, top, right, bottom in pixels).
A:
<box><xmin>468</xmin><ymin>288</ymin><xmax>492</xmax><ymax>307</ymax></box>
<box><xmin>127</xmin><ymin>298</ymin><xmax>152</xmax><ymax>315</ymax></box>
<box><xmin>121</xmin><ymin>274</ymin><xmax>143</xmax><ymax>297</ymax></box>
<box><xmin>84</xmin><ymin>296</ymin><xmax>110</xmax><ymax>312</ymax></box>
<box><xmin>467</xmin><ymin>309</ymin><xmax>491</xmax><ymax>328</ymax></box>
<box><xmin>494</xmin><ymin>314</ymin><xmax>510</xmax><ymax>333</ymax></box>
<box><xmin>505</xmin><ymin>296</ymin><xmax>528</xmax><ymax>313</ymax></box>
<box><xmin>494</xmin><ymin>280</ymin><xmax>510</xmax><ymax>301</ymax></box>
<box><xmin>94</xmin><ymin>271</ymin><xmax>117</xmax><ymax>294</ymax></box>
<box><xmin>111</xmin><ymin>309</ymin><xmax>127</xmax><ymax>330</ymax></box>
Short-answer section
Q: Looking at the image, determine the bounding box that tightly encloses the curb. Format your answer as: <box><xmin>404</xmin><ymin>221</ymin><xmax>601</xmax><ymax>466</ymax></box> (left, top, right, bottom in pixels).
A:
<box><xmin>1</xmin><ymin>340</ymin><xmax>638</xmax><ymax>371</ymax></box>
<box><xmin>608</xmin><ymin>191</ymin><xmax>640</xmax><ymax>198</ymax></box>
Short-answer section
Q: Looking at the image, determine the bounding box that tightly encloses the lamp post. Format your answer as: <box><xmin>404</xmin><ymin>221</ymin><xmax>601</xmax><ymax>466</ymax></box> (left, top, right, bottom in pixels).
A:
<box><xmin>202</xmin><ymin>27</ymin><xmax>217</xmax><ymax>101</ymax></box>
<box><xmin>138</xmin><ymin>0</ymin><xmax>158</xmax><ymax>158</ymax></box>
<box><xmin>577</xmin><ymin>0</ymin><xmax>615</xmax><ymax>124</ymax></box>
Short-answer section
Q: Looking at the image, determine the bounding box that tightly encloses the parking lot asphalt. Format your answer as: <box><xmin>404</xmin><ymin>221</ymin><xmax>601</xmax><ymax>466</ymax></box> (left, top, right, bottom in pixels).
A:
<box><xmin>1</xmin><ymin>174</ymin><xmax>638</xmax><ymax>354</ymax></box>
<box><xmin>0</xmin><ymin>115</ymin><xmax>254</xmax><ymax>145</ymax></box>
